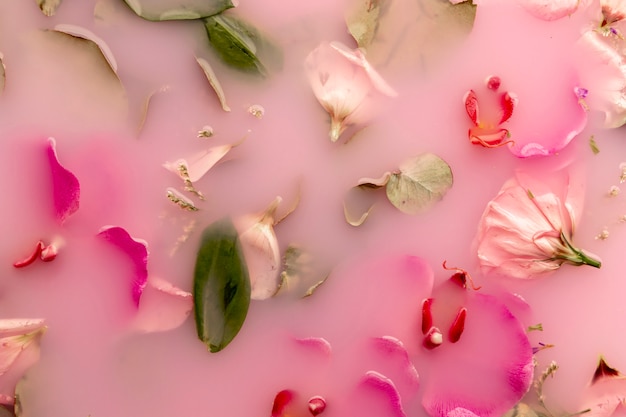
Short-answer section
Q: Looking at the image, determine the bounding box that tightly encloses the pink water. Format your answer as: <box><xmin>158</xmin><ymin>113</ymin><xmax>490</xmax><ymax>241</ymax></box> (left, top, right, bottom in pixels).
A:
<box><xmin>0</xmin><ymin>0</ymin><xmax>624</xmax><ymax>416</ymax></box>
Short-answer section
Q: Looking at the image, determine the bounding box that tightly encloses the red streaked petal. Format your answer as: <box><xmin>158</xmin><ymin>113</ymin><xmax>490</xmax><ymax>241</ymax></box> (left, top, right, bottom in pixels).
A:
<box><xmin>97</xmin><ymin>226</ymin><xmax>149</xmax><ymax>307</ymax></box>
<box><xmin>47</xmin><ymin>137</ymin><xmax>80</xmax><ymax>224</ymax></box>
<box><xmin>498</xmin><ymin>92</ymin><xmax>518</xmax><ymax>124</ymax></box>
<box><xmin>13</xmin><ymin>241</ymin><xmax>44</xmax><ymax>268</ymax></box>
<box><xmin>464</xmin><ymin>90</ymin><xmax>479</xmax><ymax>125</ymax></box>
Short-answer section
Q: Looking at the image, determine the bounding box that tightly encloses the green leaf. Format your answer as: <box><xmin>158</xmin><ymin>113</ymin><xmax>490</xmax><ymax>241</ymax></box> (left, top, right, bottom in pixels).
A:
<box><xmin>204</xmin><ymin>13</ymin><xmax>282</xmax><ymax>76</ymax></box>
<box><xmin>122</xmin><ymin>0</ymin><xmax>235</xmax><ymax>21</ymax></box>
<box><xmin>193</xmin><ymin>218</ymin><xmax>250</xmax><ymax>353</ymax></box>
<box><xmin>385</xmin><ymin>153</ymin><xmax>453</xmax><ymax>214</ymax></box>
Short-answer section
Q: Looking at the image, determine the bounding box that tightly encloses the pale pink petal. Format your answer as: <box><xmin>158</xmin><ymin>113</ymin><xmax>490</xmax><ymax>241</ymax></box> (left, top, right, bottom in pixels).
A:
<box><xmin>0</xmin><ymin>319</ymin><xmax>46</xmax><ymax>405</ymax></box>
<box><xmin>294</xmin><ymin>337</ymin><xmax>332</xmax><ymax>357</ymax></box>
<box><xmin>163</xmin><ymin>142</ymin><xmax>239</xmax><ymax>183</ymax></box>
<box><xmin>132</xmin><ymin>277</ymin><xmax>192</xmax><ymax>333</ymax></box>
<box><xmin>47</xmin><ymin>137</ymin><xmax>80</xmax><ymax>224</ymax></box>
<box><xmin>97</xmin><ymin>226</ymin><xmax>148</xmax><ymax>307</ymax></box>
<box><xmin>515</xmin><ymin>0</ymin><xmax>585</xmax><ymax>21</ymax></box>
<box><xmin>447</xmin><ymin>408</ymin><xmax>481</xmax><ymax>417</ymax></box>
<box><xmin>420</xmin><ymin>293</ymin><xmax>533</xmax><ymax>417</ymax></box>
<box><xmin>576</xmin><ymin>31</ymin><xmax>626</xmax><ymax>128</ymax></box>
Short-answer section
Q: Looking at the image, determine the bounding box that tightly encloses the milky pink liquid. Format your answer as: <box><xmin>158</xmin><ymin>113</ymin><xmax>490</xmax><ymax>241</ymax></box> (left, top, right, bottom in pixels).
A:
<box><xmin>0</xmin><ymin>0</ymin><xmax>622</xmax><ymax>416</ymax></box>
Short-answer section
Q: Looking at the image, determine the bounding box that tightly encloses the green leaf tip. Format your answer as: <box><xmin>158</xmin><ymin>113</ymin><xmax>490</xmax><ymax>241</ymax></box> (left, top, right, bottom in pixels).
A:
<box><xmin>193</xmin><ymin>217</ymin><xmax>251</xmax><ymax>353</ymax></box>
<box><xmin>204</xmin><ymin>13</ymin><xmax>283</xmax><ymax>76</ymax></box>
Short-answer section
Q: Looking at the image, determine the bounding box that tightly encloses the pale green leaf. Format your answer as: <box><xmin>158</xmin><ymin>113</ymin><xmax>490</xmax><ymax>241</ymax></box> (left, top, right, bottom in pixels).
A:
<box><xmin>345</xmin><ymin>0</ymin><xmax>388</xmax><ymax>49</ymax></box>
<box><xmin>122</xmin><ymin>0</ymin><xmax>234</xmax><ymax>21</ymax></box>
<box><xmin>365</xmin><ymin>0</ymin><xmax>477</xmax><ymax>73</ymax></box>
<box><xmin>204</xmin><ymin>13</ymin><xmax>283</xmax><ymax>76</ymax></box>
<box><xmin>385</xmin><ymin>153</ymin><xmax>453</xmax><ymax>214</ymax></box>
<box><xmin>193</xmin><ymin>218</ymin><xmax>250</xmax><ymax>353</ymax></box>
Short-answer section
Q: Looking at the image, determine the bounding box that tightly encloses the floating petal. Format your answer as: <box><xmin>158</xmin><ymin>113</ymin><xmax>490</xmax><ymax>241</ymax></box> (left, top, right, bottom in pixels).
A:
<box><xmin>97</xmin><ymin>226</ymin><xmax>149</xmax><ymax>307</ymax></box>
<box><xmin>47</xmin><ymin>137</ymin><xmax>80</xmax><ymax>224</ymax></box>
<box><xmin>133</xmin><ymin>277</ymin><xmax>193</xmax><ymax>333</ymax></box>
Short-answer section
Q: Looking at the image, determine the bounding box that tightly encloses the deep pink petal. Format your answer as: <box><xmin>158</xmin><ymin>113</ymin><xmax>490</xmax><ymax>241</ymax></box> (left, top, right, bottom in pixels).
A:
<box><xmin>420</xmin><ymin>294</ymin><xmax>533</xmax><ymax>417</ymax></box>
<box><xmin>47</xmin><ymin>137</ymin><xmax>80</xmax><ymax>224</ymax></box>
<box><xmin>271</xmin><ymin>389</ymin><xmax>296</xmax><ymax>417</ymax></box>
<box><xmin>97</xmin><ymin>226</ymin><xmax>148</xmax><ymax>307</ymax></box>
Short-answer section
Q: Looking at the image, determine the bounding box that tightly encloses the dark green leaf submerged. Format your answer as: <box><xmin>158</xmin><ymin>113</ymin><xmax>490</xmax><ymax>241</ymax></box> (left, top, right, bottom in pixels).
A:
<box><xmin>204</xmin><ymin>13</ymin><xmax>282</xmax><ymax>76</ymax></box>
<box><xmin>193</xmin><ymin>218</ymin><xmax>250</xmax><ymax>353</ymax></box>
<box><xmin>122</xmin><ymin>0</ymin><xmax>235</xmax><ymax>21</ymax></box>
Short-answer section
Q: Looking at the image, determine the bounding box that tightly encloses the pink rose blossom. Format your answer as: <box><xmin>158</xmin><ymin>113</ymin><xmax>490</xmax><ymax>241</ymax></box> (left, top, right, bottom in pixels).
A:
<box><xmin>475</xmin><ymin>170</ymin><xmax>601</xmax><ymax>279</ymax></box>
<box><xmin>305</xmin><ymin>41</ymin><xmax>397</xmax><ymax>142</ymax></box>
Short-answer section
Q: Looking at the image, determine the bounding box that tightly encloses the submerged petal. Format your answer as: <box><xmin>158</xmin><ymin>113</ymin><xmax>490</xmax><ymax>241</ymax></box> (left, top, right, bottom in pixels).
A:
<box><xmin>132</xmin><ymin>277</ymin><xmax>192</xmax><ymax>333</ymax></box>
<box><xmin>0</xmin><ymin>319</ymin><xmax>46</xmax><ymax>405</ymax></box>
<box><xmin>47</xmin><ymin>137</ymin><xmax>80</xmax><ymax>224</ymax></box>
<box><xmin>516</xmin><ymin>0</ymin><xmax>584</xmax><ymax>21</ymax></box>
<box><xmin>97</xmin><ymin>226</ymin><xmax>149</xmax><ymax>307</ymax></box>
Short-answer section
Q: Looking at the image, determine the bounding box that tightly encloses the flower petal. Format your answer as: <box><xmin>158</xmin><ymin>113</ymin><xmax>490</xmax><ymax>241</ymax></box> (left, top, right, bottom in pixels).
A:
<box><xmin>163</xmin><ymin>142</ymin><xmax>239</xmax><ymax>183</ymax></box>
<box><xmin>356</xmin><ymin>371</ymin><xmax>407</xmax><ymax>417</ymax></box>
<box><xmin>47</xmin><ymin>137</ymin><xmax>80</xmax><ymax>224</ymax></box>
<box><xmin>132</xmin><ymin>277</ymin><xmax>192</xmax><ymax>333</ymax></box>
<box><xmin>515</xmin><ymin>0</ymin><xmax>584</xmax><ymax>21</ymax></box>
<box><xmin>0</xmin><ymin>319</ymin><xmax>46</xmax><ymax>405</ymax></box>
<box><xmin>420</xmin><ymin>293</ymin><xmax>533</xmax><ymax>417</ymax></box>
<box><xmin>97</xmin><ymin>226</ymin><xmax>149</xmax><ymax>307</ymax></box>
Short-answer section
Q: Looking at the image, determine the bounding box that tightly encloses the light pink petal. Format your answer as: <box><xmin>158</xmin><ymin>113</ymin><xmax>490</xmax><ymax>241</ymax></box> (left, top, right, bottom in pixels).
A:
<box><xmin>47</xmin><ymin>137</ymin><xmax>80</xmax><ymax>224</ymax></box>
<box><xmin>508</xmin><ymin>89</ymin><xmax>588</xmax><ymax>157</ymax></box>
<box><xmin>163</xmin><ymin>143</ymin><xmax>235</xmax><ymax>183</ymax></box>
<box><xmin>294</xmin><ymin>337</ymin><xmax>332</xmax><ymax>357</ymax></box>
<box><xmin>580</xmin><ymin>378</ymin><xmax>626</xmax><ymax>417</ymax></box>
<box><xmin>97</xmin><ymin>226</ymin><xmax>148</xmax><ymax>307</ymax></box>
<box><xmin>0</xmin><ymin>319</ymin><xmax>46</xmax><ymax>405</ymax></box>
<box><xmin>515</xmin><ymin>0</ymin><xmax>585</xmax><ymax>20</ymax></box>
<box><xmin>447</xmin><ymin>408</ymin><xmax>481</xmax><ymax>417</ymax></box>
<box><xmin>420</xmin><ymin>293</ymin><xmax>533</xmax><ymax>417</ymax></box>
<box><xmin>132</xmin><ymin>277</ymin><xmax>192</xmax><ymax>333</ymax></box>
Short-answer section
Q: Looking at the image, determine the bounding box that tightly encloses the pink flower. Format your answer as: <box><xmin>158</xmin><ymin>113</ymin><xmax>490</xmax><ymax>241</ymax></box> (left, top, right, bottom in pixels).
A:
<box><xmin>475</xmin><ymin>170</ymin><xmax>601</xmax><ymax>279</ymax></box>
<box><xmin>305</xmin><ymin>41</ymin><xmax>397</xmax><ymax>142</ymax></box>
<box><xmin>463</xmin><ymin>80</ymin><xmax>517</xmax><ymax>149</ymax></box>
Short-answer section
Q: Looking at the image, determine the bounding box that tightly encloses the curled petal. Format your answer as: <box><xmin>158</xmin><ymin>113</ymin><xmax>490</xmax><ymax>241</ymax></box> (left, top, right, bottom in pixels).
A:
<box><xmin>358</xmin><ymin>371</ymin><xmax>407</xmax><ymax>417</ymax></box>
<box><xmin>469</xmin><ymin>128</ymin><xmax>512</xmax><ymax>148</ymax></box>
<box><xmin>515</xmin><ymin>0</ymin><xmax>585</xmax><ymax>20</ymax></box>
<box><xmin>498</xmin><ymin>92</ymin><xmax>517</xmax><ymax>124</ymax></box>
<box><xmin>294</xmin><ymin>337</ymin><xmax>332</xmax><ymax>357</ymax></box>
<box><xmin>132</xmin><ymin>277</ymin><xmax>192</xmax><ymax>333</ymax></box>
<box><xmin>47</xmin><ymin>137</ymin><xmax>80</xmax><ymax>224</ymax></box>
<box><xmin>97</xmin><ymin>226</ymin><xmax>148</xmax><ymax>307</ymax></box>
<box><xmin>0</xmin><ymin>319</ymin><xmax>46</xmax><ymax>405</ymax></box>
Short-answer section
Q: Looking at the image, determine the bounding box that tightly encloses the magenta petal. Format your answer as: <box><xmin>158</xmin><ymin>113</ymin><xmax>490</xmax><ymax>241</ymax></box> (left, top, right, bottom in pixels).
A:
<box><xmin>420</xmin><ymin>293</ymin><xmax>533</xmax><ymax>417</ymax></box>
<box><xmin>97</xmin><ymin>226</ymin><xmax>148</xmax><ymax>307</ymax></box>
<box><xmin>47</xmin><ymin>137</ymin><xmax>80</xmax><ymax>224</ymax></box>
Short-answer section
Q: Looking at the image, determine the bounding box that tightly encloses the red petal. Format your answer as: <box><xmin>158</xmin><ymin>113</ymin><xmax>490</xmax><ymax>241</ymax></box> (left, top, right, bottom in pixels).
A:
<box><xmin>449</xmin><ymin>307</ymin><xmax>467</xmax><ymax>343</ymax></box>
<box><xmin>13</xmin><ymin>241</ymin><xmax>44</xmax><ymax>268</ymax></box>
<box><xmin>464</xmin><ymin>90</ymin><xmax>479</xmax><ymax>125</ymax></box>
<box><xmin>498</xmin><ymin>92</ymin><xmax>517</xmax><ymax>124</ymax></box>
<box><xmin>421</xmin><ymin>298</ymin><xmax>434</xmax><ymax>335</ymax></box>
<box><xmin>272</xmin><ymin>390</ymin><xmax>296</xmax><ymax>417</ymax></box>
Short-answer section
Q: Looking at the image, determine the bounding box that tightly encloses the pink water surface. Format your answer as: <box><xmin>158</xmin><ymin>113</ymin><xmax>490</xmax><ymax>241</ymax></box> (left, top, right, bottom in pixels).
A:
<box><xmin>0</xmin><ymin>0</ymin><xmax>624</xmax><ymax>416</ymax></box>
